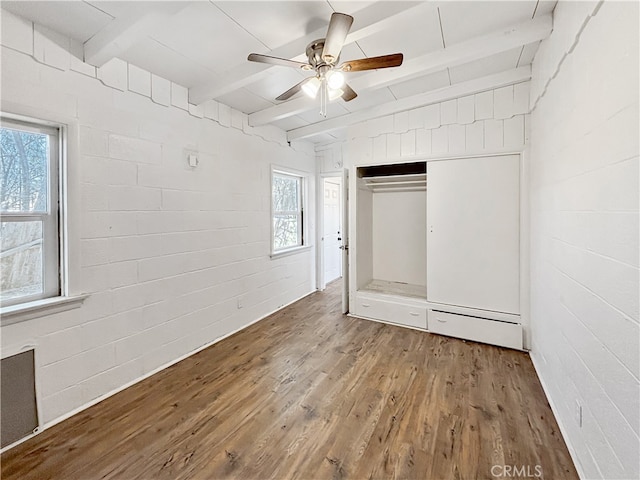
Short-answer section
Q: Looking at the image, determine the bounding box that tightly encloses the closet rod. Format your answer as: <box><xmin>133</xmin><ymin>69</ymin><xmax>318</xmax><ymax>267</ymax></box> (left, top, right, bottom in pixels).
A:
<box><xmin>364</xmin><ymin>173</ymin><xmax>426</xmax><ymax>182</ymax></box>
<box><xmin>367</xmin><ymin>180</ymin><xmax>426</xmax><ymax>187</ymax></box>
<box><xmin>369</xmin><ymin>186</ymin><xmax>426</xmax><ymax>193</ymax></box>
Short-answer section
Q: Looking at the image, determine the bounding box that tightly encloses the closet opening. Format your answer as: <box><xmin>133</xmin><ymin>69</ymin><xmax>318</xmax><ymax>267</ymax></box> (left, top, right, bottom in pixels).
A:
<box><xmin>355</xmin><ymin>161</ymin><xmax>427</xmax><ymax>301</ymax></box>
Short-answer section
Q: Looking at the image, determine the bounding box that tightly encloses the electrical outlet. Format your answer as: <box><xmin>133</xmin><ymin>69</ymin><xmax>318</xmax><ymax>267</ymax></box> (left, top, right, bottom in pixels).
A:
<box><xmin>237</xmin><ymin>298</ymin><xmax>243</xmax><ymax>309</ymax></box>
<box><xmin>575</xmin><ymin>400</ymin><xmax>583</xmax><ymax>428</ymax></box>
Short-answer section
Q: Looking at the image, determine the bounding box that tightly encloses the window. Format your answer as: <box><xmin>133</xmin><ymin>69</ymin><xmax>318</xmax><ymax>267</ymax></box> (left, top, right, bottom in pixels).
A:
<box><xmin>271</xmin><ymin>169</ymin><xmax>305</xmax><ymax>254</ymax></box>
<box><xmin>1</xmin><ymin>117</ymin><xmax>60</xmax><ymax>307</ymax></box>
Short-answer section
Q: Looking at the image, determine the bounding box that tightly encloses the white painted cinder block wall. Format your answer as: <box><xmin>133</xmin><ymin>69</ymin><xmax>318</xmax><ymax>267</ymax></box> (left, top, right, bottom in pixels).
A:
<box><xmin>316</xmin><ymin>81</ymin><xmax>530</xmax><ymax>172</ymax></box>
<box><xmin>0</xmin><ymin>10</ymin><xmax>317</xmax><ymax>427</ymax></box>
<box><xmin>528</xmin><ymin>1</ymin><xmax>639</xmax><ymax>479</ymax></box>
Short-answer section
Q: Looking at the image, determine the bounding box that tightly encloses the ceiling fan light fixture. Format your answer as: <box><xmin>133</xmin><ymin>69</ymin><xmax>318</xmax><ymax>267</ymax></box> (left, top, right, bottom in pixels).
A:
<box><xmin>247</xmin><ymin>12</ymin><xmax>403</xmax><ymax>112</ymax></box>
<box><xmin>326</xmin><ymin>70</ymin><xmax>345</xmax><ymax>90</ymax></box>
<box><xmin>302</xmin><ymin>76</ymin><xmax>321</xmax><ymax>98</ymax></box>
<box><xmin>328</xmin><ymin>87</ymin><xmax>344</xmax><ymax>101</ymax></box>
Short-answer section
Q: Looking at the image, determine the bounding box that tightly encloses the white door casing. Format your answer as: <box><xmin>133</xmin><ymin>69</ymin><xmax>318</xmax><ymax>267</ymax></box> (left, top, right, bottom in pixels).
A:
<box><xmin>341</xmin><ymin>168</ymin><xmax>349</xmax><ymax>314</ymax></box>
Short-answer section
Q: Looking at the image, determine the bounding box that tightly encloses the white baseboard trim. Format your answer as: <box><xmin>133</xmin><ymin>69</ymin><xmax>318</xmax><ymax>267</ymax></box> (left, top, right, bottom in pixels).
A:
<box><xmin>529</xmin><ymin>351</ymin><xmax>585</xmax><ymax>480</ymax></box>
<box><xmin>1</xmin><ymin>289</ymin><xmax>316</xmax><ymax>454</ymax></box>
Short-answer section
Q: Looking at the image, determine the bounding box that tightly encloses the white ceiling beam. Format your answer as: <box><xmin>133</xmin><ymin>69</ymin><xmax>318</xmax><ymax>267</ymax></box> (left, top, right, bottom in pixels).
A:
<box><xmin>286</xmin><ymin>66</ymin><xmax>532</xmax><ymax>141</ymax></box>
<box><xmin>84</xmin><ymin>3</ymin><xmax>188</xmax><ymax>67</ymax></box>
<box><xmin>250</xmin><ymin>14</ymin><xmax>551</xmax><ymax>127</ymax></box>
<box><xmin>352</xmin><ymin>13</ymin><xmax>551</xmax><ymax>91</ymax></box>
<box><xmin>188</xmin><ymin>2</ymin><xmax>427</xmax><ymax>105</ymax></box>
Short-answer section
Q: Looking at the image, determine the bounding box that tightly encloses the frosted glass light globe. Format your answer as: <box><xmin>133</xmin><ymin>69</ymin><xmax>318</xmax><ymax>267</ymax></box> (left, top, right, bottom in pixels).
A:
<box><xmin>327</xmin><ymin>71</ymin><xmax>345</xmax><ymax>90</ymax></box>
<box><xmin>302</xmin><ymin>77</ymin><xmax>321</xmax><ymax>98</ymax></box>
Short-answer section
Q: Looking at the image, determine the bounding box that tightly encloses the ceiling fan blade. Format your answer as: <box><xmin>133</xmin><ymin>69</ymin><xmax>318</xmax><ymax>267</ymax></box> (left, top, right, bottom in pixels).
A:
<box><xmin>248</xmin><ymin>53</ymin><xmax>311</xmax><ymax>70</ymax></box>
<box><xmin>322</xmin><ymin>12</ymin><xmax>354</xmax><ymax>64</ymax></box>
<box><xmin>339</xmin><ymin>53</ymin><xmax>404</xmax><ymax>72</ymax></box>
<box><xmin>341</xmin><ymin>83</ymin><xmax>357</xmax><ymax>102</ymax></box>
<box><xmin>276</xmin><ymin>77</ymin><xmax>313</xmax><ymax>101</ymax></box>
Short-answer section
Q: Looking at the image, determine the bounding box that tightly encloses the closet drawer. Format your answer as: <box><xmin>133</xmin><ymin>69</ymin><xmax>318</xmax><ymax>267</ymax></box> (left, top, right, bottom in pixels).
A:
<box><xmin>388</xmin><ymin>302</ymin><xmax>427</xmax><ymax>329</ymax></box>
<box><xmin>352</xmin><ymin>295</ymin><xmax>388</xmax><ymax>320</ymax></box>
<box><xmin>428</xmin><ymin>310</ymin><xmax>522</xmax><ymax>350</ymax></box>
<box><xmin>352</xmin><ymin>294</ymin><xmax>427</xmax><ymax>330</ymax></box>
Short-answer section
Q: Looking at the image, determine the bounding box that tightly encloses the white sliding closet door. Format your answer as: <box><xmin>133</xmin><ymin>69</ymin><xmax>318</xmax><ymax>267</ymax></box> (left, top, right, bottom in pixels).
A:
<box><xmin>427</xmin><ymin>155</ymin><xmax>520</xmax><ymax>314</ymax></box>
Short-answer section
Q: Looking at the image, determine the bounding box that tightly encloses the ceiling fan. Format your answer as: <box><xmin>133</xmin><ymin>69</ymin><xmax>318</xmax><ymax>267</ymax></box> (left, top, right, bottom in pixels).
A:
<box><xmin>247</xmin><ymin>12</ymin><xmax>404</xmax><ymax>116</ymax></box>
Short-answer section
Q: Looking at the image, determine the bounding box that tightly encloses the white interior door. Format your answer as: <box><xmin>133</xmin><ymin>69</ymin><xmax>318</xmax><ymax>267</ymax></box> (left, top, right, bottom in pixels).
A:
<box><xmin>426</xmin><ymin>155</ymin><xmax>520</xmax><ymax>314</ymax></box>
<box><xmin>323</xmin><ymin>178</ymin><xmax>342</xmax><ymax>283</ymax></box>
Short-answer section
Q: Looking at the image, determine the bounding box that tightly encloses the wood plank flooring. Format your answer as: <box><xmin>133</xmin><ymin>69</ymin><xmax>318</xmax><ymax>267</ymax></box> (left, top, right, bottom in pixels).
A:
<box><xmin>1</xmin><ymin>281</ymin><xmax>578</xmax><ymax>480</ymax></box>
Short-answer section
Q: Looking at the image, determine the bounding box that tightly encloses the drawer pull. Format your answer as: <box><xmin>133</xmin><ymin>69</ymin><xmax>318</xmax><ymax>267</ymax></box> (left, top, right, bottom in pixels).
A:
<box><xmin>437</xmin><ymin>318</ymin><xmax>447</xmax><ymax>323</ymax></box>
<box><xmin>361</xmin><ymin>303</ymin><xmax>370</xmax><ymax>307</ymax></box>
<box><xmin>409</xmin><ymin>312</ymin><xmax>419</xmax><ymax>316</ymax></box>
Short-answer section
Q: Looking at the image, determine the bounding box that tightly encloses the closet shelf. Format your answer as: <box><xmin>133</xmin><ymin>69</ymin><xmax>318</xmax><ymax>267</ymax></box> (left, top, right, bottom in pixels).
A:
<box><xmin>363</xmin><ymin>173</ymin><xmax>427</xmax><ymax>192</ymax></box>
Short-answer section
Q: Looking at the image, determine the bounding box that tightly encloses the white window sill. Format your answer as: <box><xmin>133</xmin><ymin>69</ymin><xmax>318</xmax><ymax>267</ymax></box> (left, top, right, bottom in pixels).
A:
<box><xmin>270</xmin><ymin>245</ymin><xmax>312</xmax><ymax>259</ymax></box>
<box><xmin>1</xmin><ymin>295</ymin><xmax>88</xmax><ymax>326</ymax></box>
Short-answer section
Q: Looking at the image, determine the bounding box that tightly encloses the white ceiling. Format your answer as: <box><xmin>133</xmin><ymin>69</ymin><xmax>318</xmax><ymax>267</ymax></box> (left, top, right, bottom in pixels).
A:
<box><xmin>1</xmin><ymin>0</ymin><xmax>556</xmax><ymax>142</ymax></box>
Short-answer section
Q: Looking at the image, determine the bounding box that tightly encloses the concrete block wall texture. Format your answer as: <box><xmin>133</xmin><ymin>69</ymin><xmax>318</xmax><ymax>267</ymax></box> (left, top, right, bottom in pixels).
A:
<box><xmin>0</xmin><ymin>10</ymin><xmax>317</xmax><ymax>427</ymax></box>
<box><xmin>528</xmin><ymin>1</ymin><xmax>639</xmax><ymax>479</ymax></box>
<box><xmin>316</xmin><ymin>82</ymin><xmax>531</xmax><ymax>172</ymax></box>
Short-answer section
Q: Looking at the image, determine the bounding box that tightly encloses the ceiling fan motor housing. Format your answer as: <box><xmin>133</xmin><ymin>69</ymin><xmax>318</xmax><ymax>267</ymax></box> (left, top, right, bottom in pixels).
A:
<box><xmin>306</xmin><ymin>39</ymin><xmax>338</xmax><ymax>70</ymax></box>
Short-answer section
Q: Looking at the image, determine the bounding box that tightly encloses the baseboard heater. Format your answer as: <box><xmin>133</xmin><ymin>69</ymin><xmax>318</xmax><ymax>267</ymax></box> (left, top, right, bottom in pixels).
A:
<box><xmin>1</xmin><ymin>349</ymin><xmax>39</xmax><ymax>448</ymax></box>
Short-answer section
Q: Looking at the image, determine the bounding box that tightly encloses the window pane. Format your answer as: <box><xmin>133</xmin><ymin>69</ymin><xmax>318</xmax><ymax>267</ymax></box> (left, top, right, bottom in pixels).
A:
<box><xmin>272</xmin><ymin>174</ymin><xmax>299</xmax><ymax>212</ymax></box>
<box><xmin>0</xmin><ymin>221</ymin><xmax>44</xmax><ymax>302</ymax></box>
<box><xmin>273</xmin><ymin>214</ymin><xmax>300</xmax><ymax>250</ymax></box>
<box><xmin>0</xmin><ymin>127</ymin><xmax>49</xmax><ymax>213</ymax></box>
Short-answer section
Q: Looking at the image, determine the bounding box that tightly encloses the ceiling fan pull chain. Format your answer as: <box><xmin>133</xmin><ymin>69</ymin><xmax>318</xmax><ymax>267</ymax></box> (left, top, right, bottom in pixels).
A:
<box><xmin>320</xmin><ymin>77</ymin><xmax>328</xmax><ymax>117</ymax></box>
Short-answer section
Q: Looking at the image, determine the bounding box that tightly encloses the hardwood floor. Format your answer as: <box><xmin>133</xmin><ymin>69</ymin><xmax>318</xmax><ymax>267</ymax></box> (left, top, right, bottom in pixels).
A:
<box><xmin>1</xmin><ymin>281</ymin><xmax>578</xmax><ymax>480</ymax></box>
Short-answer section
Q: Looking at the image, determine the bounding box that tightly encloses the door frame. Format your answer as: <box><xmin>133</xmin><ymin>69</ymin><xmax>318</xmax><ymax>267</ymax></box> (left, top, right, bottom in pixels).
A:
<box><xmin>316</xmin><ymin>172</ymin><xmax>343</xmax><ymax>291</ymax></box>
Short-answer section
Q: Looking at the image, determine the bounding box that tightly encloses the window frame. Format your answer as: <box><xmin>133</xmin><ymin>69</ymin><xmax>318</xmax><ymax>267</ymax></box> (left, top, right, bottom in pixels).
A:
<box><xmin>1</xmin><ymin>116</ymin><xmax>62</xmax><ymax>307</ymax></box>
<box><xmin>270</xmin><ymin>166</ymin><xmax>309</xmax><ymax>258</ymax></box>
